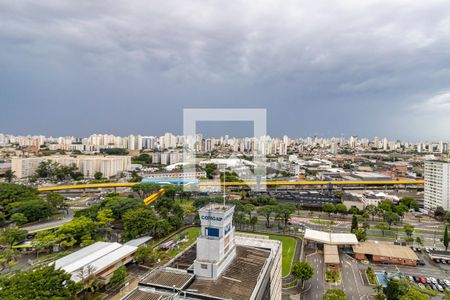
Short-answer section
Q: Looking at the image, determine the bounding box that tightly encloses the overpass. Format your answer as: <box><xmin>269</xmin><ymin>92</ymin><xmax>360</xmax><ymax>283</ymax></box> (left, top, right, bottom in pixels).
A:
<box><xmin>37</xmin><ymin>180</ymin><xmax>423</xmax><ymax>192</ymax></box>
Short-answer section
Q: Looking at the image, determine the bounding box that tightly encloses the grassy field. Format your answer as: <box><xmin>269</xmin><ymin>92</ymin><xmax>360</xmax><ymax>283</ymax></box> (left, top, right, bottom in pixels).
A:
<box><xmin>269</xmin><ymin>235</ymin><xmax>297</xmax><ymax>277</ymax></box>
<box><xmin>166</xmin><ymin>227</ymin><xmax>201</xmax><ymax>258</ymax></box>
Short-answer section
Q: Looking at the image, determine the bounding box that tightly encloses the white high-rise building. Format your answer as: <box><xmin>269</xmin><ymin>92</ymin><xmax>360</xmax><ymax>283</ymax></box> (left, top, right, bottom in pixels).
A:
<box><xmin>194</xmin><ymin>204</ymin><xmax>236</xmax><ymax>280</ymax></box>
<box><xmin>424</xmin><ymin>160</ymin><xmax>450</xmax><ymax>210</ymax></box>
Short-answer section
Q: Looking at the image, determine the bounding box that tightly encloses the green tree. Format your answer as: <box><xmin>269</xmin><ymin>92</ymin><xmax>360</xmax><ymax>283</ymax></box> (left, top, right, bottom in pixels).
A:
<box><xmin>323</xmin><ymin>288</ymin><xmax>346</xmax><ymax>300</ymax></box>
<box><xmin>249</xmin><ymin>216</ymin><xmax>258</xmax><ymax>231</ymax></box>
<box><xmin>94</xmin><ymin>171</ymin><xmax>103</xmax><ymax>180</ymax></box>
<box><xmin>0</xmin><ymin>265</ymin><xmax>78</xmax><ymax>299</ymax></box>
<box><xmin>163</xmin><ymin>184</ymin><xmax>181</xmax><ymax>200</ymax></box>
<box><xmin>444</xmin><ymin>226</ymin><xmax>449</xmax><ymax>251</ymax></box>
<box><xmin>276</xmin><ymin>203</ymin><xmax>296</xmax><ymax>230</ymax></box>
<box><xmin>103</xmin><ymin>196</ymin><xmax>143</xmax><ymax>219</ymax></box>
<box><xmin>97</xmin><ymin>209</ymin><xmax>115</xmax><ymax>226</ymax></box>
<box><xmin>400</xmin><ymin>288</ymin><xmax>429</xmax><ymax>300</ymax></box>
<box><xmin>257</xmin><ymin>205</ymin><xmax>275</xmax><ymax>228</ymax></box>
<box><xmin>322</xmin><ymin>203</ymin><xmax>336</xmax><ymax>218</ymax></box>
<box><xmin>10</xmin><ymin>213</ymin><xmax>27</xmax><ymax>225</ymax></box>
<box><xmin>445</xmin><ymin>211</ymin><xmax>450</xmax><ymax>224</ymax></box>
<box><xmin>335</xmin><ymin>203</ymin><xmax>347</xmax><ymax>217</ymax></box>
<box><xmin>131</xmin><ymin>153</ymin><xmax>151</xmax><ymax>165</ymax></box>
<box><xmin>204</xmin><ymin>163</ymin><xmax>217</xmax><ymax>179</ymax></box>
<box><xmin>154</xmin><ymin>219</ymin><xmax>173</xmax><ymax>238</ymax></box>
<box><xmin>0</xmin><ymin>226</ymin><xmax>28</xmax><ymax>247</ymax></box>
<box><xmin>0</xmin><ymin>183</ymin><xmax>39</xmax><ymax>207</ymax></box>
<box><xmin>375</xmin><ymin>222</ymin><xmax>390</xmax><ymax>236</ymax></box>
<box><xmin>383</xmin><ymin>211</ymin><xmax>400</xmax><ymax>229</ymax></box>
<box><xmin>383</xmin><ymin>279</ymin><xmax>409</xmax><ymax>300</ymax></box>
<box><xmin>122</xmin><ymin>208</ymin><xmax>157</xmax><ymax>240</ymax></box>
<box><xmin>291</xmin><ymin>261</ymin><xmax>314</xmax><ymax>283</ymax></box>
<box><xmin>415</xmin><ymin>236</ymin><xmax>423</xmax><ymax>247</ymax></box>
<box><xmin>403</xmin><ymin>224</ymin><xmax>414</xmax><ymax>238</ymax></box>
<box><xmin>109</xmin><ymin>266</ymin><xmax>127</xmax><ymax>288</ymax></box>
<box><xmin>46</xmin><ymin>193</ymin><xmax>65</xmax><ymax>210</ymax></box>
<box><xmin>365</xmin><ymin>204</ymin><xmax>377</xmax><ymax>221</ymax></box>
<box><xmin>351</xmin><ymin>215</ymin><xmax>358</xmax><ymax>232</ymax></box>
<box><xmin>6</xmin><ymin>199</ymin><xmax>52</xmax><ymax>222</ymax></box>
<box><xmin>132</xmin><ymin>183</ymin><xmax>161</xmax><ymax>199</ymax></box>
<box><xmin>354</xmin><ymin>228</ymin><xmax>367</xmax><ymax>241</ymax></box>
<box><xmin>3</xmin><ymin>170</ymin><xmax>15</xmax><ymax>183</ymax></box>
<box><xmin>400</xmin><ymin>197</ymin><xmax>417</xmax><ymax>210</ymax></box>
<box><xmin>378</xmin><ymin>199</ymin><xmax>394</xmax><ymax>212</ymax></box>
<box><xmin>435</xmin><ymin>206</ymin><xmax>445</xmax><ymax>220</ymax></box>
<box><xmin>56</xmin><ymin>216</ymin><xmax>97</xmax><ymax>245</ymax></box>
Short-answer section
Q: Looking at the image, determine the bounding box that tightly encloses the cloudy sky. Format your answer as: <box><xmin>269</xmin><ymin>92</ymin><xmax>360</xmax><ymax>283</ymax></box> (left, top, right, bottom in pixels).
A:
<box><xmin>1</xmin><ymin>0</ymin><xmax>450</xmax><ymax>141</ymax></box>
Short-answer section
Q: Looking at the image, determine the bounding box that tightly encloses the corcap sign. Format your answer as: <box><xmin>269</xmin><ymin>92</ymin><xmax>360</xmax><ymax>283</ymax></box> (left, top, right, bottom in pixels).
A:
<box><xmin>201</xmin><ymin>215</ymin><xmax>223</xmax><ymax>221</ymax></box>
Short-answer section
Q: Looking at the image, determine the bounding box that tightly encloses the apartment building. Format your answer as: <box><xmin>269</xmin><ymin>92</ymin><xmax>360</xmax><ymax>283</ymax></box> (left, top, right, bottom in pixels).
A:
<box><xmin>424</xmin><ymin>160</ymin><xmax>450</xmax><ymax>210</ymax></box>
<box><xmin>11</xmin><ymin>155</ymin><xmax>131</xmax><ymax>179</ymax></box>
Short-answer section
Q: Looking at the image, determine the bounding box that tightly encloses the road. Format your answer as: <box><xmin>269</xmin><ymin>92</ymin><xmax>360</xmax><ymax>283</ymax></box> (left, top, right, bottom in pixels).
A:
<box><xmin>21</xmin><ymin>209</ymin><xmax>73</xmax><ymax>232</ymax></box>
<box><xmin>301</xmin><ymin>252</ymin><xmax>374</xmax><ymax>300</ymax></box>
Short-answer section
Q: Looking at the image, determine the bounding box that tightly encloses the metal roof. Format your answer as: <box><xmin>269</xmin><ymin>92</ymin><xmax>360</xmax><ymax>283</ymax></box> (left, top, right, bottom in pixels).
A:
<box><xmin>304</xmin><ymin>228</ymin><xmax>358</xmax><ymax>245</ymax></box>
<box><xmin>125</xmin><ymin>236</ymin><xmax>153</xmax><ymax>247</ymax></box>
<box><xmin>53</xmin><ymin>242</ymin><xmax>137</xmax><ymax>282</ymax></box>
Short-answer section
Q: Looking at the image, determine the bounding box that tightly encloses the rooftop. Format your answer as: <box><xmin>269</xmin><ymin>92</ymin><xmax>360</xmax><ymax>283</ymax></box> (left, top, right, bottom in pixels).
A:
<box><xmin>352</xmin><ymin>241</ymin><xmax>418</xmax><ymax>261</ymax></box>
<box><xmin>187</xmin><ymin>246</ymin><xmax>270</xmax><ymax>300</ymax></box>
<box><xmin>141</xmin><ymin>269</ymin><xmax>194</xmax><ymax>290</ymax></box>
<box><xmin>198</xmin><ymin>203</ymin><xmax>234</xmax><ymax>214</ymax></box>
<box><xmin>124</xmin><ymin>288</ymin><xmax>174</xmax><ymax>300</ymax></box>
<box><xmin>124</xmin><ymin>236</ymin><xmax>153</xmax><ymax>247</ymax></box>
<box><xmin>53</xmin><ymin>242</ymin><xmax>137</xmax><ymax>282</ymax></box>
<box><xmin>304</xmin><ymin>228</ymin><xmax>358</xmax><ymax>245</ymax></box>
<box><xmin>324</xmin><ymin>244</ymin><xmax>340</xmax><ymax>264</ymax></box>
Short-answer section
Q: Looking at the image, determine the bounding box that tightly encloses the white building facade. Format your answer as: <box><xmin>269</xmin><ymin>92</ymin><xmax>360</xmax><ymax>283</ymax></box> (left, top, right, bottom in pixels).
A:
<box><xmin>424</xmin><ymin>160</ymin><xmax>450</xmax><ymax>210</ymax></box>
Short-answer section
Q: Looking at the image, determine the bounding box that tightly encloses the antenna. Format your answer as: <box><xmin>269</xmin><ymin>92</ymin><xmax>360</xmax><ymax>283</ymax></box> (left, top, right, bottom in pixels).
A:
<box><xmin>223</xmin><ymin>164</ymin><xmax>226</xmax><ymax>206</ymax></box>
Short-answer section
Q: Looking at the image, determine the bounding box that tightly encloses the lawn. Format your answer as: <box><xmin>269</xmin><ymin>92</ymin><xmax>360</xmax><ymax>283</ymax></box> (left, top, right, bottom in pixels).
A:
<box><xmin>269</xmin><ymin>235</ymin><xmax>297</xmax><ymax>277</ymax></box>
<box><xmin>166</xmin><ymin>227</ymin><xmax>201</xmax><ymax>258</ymax></box>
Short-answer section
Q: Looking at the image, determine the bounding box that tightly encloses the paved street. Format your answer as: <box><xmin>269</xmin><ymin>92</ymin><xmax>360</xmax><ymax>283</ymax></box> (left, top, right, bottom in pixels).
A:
<box><xmin>21</xmin><ymin>209</ymin><xmax>73</xmax><ymax>232</ymax></box>
<box><xmin>301</xmin><ymin>252</ymin><xmax>374</xmax><ymax>300</ymax></box>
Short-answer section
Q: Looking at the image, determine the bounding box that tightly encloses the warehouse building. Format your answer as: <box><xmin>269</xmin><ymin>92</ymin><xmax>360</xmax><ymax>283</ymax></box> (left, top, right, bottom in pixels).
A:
<box><xmin>352</xmin><ymin>241</ymin><xmax>418</xmax><ymax>266</ymax></box>
<box><xmin>53</xmin><ymin>241</ymin><xmax>137</xmax><ymax>284</ymax></box>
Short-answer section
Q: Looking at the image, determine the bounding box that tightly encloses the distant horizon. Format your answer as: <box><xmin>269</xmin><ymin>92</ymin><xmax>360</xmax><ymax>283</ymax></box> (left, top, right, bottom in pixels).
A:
<box><xmin>1</xmin><ymin>131</ymin><xmax>448</xmax><ymax>144</ymax></box>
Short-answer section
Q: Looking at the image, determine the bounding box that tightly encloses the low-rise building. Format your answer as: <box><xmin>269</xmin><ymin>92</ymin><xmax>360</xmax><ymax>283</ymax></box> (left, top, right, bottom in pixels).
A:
<box><xmin>352</xmin><ymin>241</ymin><xmax>418</xmax><ymax>266</ymax></box>
<box><xmin>53</xmin><ymin>241</ymin><xmax>137</xmax><ymax>284</ymax></box>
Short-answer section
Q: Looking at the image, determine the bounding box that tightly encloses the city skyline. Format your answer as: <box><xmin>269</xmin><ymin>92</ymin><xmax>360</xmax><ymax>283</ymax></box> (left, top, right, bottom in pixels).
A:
<box><xmin>1</xmin><ymin>131</ymin><xmax>449</xmax><ymax>144</ymax></box>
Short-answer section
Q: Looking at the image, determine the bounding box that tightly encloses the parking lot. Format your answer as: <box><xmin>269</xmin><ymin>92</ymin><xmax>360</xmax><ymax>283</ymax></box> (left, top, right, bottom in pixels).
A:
<box><xmin>367</xmin><ymin>246</ymin><xmax>450</xmax><ymax>296</ymax></box>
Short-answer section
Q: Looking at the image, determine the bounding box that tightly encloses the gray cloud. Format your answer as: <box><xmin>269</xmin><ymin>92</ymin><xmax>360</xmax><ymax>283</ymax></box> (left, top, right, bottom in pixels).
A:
<box><xmin>1</xmin><ymin>0</ymin><xmax>450</xmax><ymax>140</ymax></box>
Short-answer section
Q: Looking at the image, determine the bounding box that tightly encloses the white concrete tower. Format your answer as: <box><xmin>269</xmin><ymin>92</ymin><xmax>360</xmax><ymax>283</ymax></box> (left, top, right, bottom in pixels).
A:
<box><xmin>193</xmin><ymin>204</ymin><xmax>236</xmax><ymax>280</ymax></box>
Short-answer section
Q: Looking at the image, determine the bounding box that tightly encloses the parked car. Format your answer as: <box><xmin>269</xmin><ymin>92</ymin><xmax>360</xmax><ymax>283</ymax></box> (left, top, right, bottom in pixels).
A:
<box><xmin>418</xmin><ymin>283</ymin><xmax>426</xmax><ymax>289</ymax></box>
<box><xmin>419</xmin><ymin>276</ymin><xmax>427</xmax><ymax>284</ymax></box>
<box><xmin>431</xmin><ymin>277</ymin><xmax>438</xmax><ymax>285</ymax></box>
<box><xmin>417</xmin><ymin>259</ymin><xmax>426</xmax><ymax>266</ymax></box>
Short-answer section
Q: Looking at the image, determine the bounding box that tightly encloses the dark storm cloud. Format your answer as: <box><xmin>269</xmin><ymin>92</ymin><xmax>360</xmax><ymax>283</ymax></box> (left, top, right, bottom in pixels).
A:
<box><xmin>1</xmin><ymin>0</ymin><xmax>450</xmax><ymax>140</ymax></box>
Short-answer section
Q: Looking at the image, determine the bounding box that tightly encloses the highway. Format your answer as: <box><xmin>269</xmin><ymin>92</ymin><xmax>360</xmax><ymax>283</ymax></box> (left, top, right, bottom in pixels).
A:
<box><xmin>37</xmin><ymin>180</ymin><xmax>424</xmax><ymax>192</ymax></box>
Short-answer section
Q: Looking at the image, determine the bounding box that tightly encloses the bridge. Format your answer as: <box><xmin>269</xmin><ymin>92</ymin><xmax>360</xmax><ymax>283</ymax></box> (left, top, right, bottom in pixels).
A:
<box><xmin>37</xmin><ymin>180</ymin><xmax>423</xmax><ymax>192</ymax></box>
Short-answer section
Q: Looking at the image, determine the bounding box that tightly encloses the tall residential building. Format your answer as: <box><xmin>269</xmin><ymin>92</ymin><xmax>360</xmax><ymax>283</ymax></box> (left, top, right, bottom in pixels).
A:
<box><xmin>11</xmin><ymin>155</ymin><xmax>131</xmax><ymax>179</ymax></box>
<box><xmin>424</xmin><ymin>160</ymin><xmax>450</xmax><ymax>210</ymax></box>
